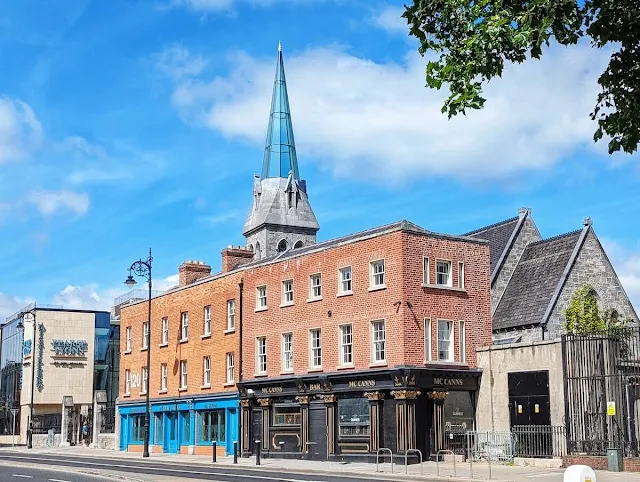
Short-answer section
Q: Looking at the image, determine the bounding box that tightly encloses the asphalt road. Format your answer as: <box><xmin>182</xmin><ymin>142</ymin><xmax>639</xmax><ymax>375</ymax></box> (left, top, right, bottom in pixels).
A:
<box><xmin>0</xmin><ymin>453</ymin><xmax>399</xmax><ymax>482</ymax></box>
<box><xmin>0</xmin><ymin>463</ymin><xmax>113</xmax><ymax>482</ymax></box>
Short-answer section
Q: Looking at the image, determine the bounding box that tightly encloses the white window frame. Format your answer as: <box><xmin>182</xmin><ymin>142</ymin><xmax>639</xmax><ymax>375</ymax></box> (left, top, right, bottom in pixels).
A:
<box><xmin>458</xmin><ymin>262</ymin><xmax>465</xmax><ymax>289</ymax></box>
<box><xmin>161</xmin><ymin>317</ymin><xmax>168</xmax><ymax>345</ymax></box>
<box><xmin>203</xmin><ymin>356</ymin><xmax>211</xmax><ymax>386</ymax></box>
<box><xmin>142</xmin><ymin>322</ymin><xmax>149</xmax><ymax>349</ymax></box>
<box><xmin>425</xmin><ymin>318</ymin><xmax>432</xmax><ymax>362</ymax></box>
<box><xmin>282</xmin><ymin>332</ymin><xmax>294</xmax><ymax>372</ymax></box>
<box><xmin>125</xmin><ymin>327</ymin><xmax>132</xmax><ymax>352</ymax></box>
<box><xmin>423</xmin><ymin>257</ymin><xmax>430</xmax><ymax>285</ymax></box>
<box><xmin>339</xmin><ymin>324</ymin><xmax>353</xmax><ymax>366</ymax></box>
<box><xmin>256</xmin><ymin>286</ymin><xmax>267</xmax><ymax>310</ymax></box>
<box><xmin>160</xmin><ymin>363</ymin><xmax>168</xmax><ymax>391</ymax></box>
<box><xmin>180</xmin><ymin>360</ymin><xmax>188</xmax><ymax>389</ymax></box>
<box><xmin>370</xmin><ymin>260</ymin><xmax>385</xmax><ymax>288</ymax></box>
<box><xmin>338</xmin><ymin>266</ymin><xmax>352</xmax><ymax>295</ymax></box>
<box><xmin>309</xmin><ymin>273</ymin><xmax>322</xmax><ymax>300</ymax></box>
<box><xmin>124</xmin><ymin>369</ymin><xmax>131</xmax><ymax>395</ymax></box>
<box><xmin>371</xmin><ymin>320</ymin><xmax>386</xmax><ymax>364</ymax></box>
<box><xmin>437</xmin><ymin>319</ymin><xmax>454</xmax><ymax>362</ymax></box>
<box><xmin>141</xmin><ymin>366</ymin><xmax>148</xmax><ymax>394</ymax></box>
<box><xmin>227</xmin><ymin>300</ymin><xmax>236</xmax><ymax>331</ymax></box>
<box><xmin>181</xmin><ymin>312</ymin><xmax>189</xmax><ymax>341</ymax></box>
<box><xmin>282</xmin><ymin>280</ymin><xmax>294</xmax><ymax>305</ymax></box>
<box><xmin>459</xmin><ymin>320</ymin><xmax>466</xmax><ymax>363</ymax></box>
<box><xmin>436</xmin><ymin>259</ymin><xmax>453</xmax><ymax>287</ymax></box>
<box><xmin>309</xmin><ymin>329</ymin><xmax>322</xmax><ymax>369</ymax></box>
<box><xmin>226</xmin><ymin>352</ymin><xmax>235</xmax><ymax>384</ymax></box>
<box><xmin>256</xmin><ymin>337</ymin><xmax>267</xmax><ymax>374</ymax></box>
<box><xmin>203</xmin><ymin>305</ymin><xmax>211</xmax><ymax>336</ymax></box>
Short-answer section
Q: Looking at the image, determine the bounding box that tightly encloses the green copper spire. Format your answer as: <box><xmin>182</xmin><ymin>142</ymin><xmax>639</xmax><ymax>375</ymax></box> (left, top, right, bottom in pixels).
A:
<box><xmin>261</xmin><ymin>43</ymin><xmax>300</xmax><ymax>180</ymax></box>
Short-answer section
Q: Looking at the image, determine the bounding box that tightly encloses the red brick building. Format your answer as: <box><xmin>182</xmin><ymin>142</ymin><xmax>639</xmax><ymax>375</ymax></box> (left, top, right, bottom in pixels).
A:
<box><xmin>116</xmin><ymin>45</ymin><xmax>492</xmax><ymax>462</ymax></box>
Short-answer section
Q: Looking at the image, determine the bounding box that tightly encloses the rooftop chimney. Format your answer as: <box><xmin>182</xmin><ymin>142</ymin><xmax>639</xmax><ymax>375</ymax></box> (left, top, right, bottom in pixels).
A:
<box><xmin>583</xmin><ymin>216</ymin><xmax>592</xmax><ymax>227</ymax></box>
<box><xmin>221</xmin><ymin>246</ymin><xmax>254</xmax><ymax>273</ymax></box>
<box><xmin>179</xmin><ymin>260</ymin><xmax>212</xmax><ymax>287</ymax></box>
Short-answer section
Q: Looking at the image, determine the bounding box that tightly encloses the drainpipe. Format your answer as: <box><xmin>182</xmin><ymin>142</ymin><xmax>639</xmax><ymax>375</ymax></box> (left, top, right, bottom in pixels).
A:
<box><xmin>488</xmin><ymin>345</ymin><xmax>495</xmax><ymax>432</ymax></box>
<box><xmin>237</xmin><ymin>279</ymin><xmax>244</xmax><ymax>454</ymax></box>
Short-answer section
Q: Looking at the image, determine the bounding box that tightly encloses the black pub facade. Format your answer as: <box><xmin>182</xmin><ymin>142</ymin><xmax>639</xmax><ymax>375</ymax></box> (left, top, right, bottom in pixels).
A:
<box><xmin>237</xmin><ymin>366</ymin><xmax>480</xmax><ymax>462</ymax></box>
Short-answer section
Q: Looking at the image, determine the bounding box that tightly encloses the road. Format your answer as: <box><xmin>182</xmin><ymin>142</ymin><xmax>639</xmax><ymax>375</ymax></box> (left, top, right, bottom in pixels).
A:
<box><xmin>0</xmin><ymin>463</ymin><xmax>115</xmax><ymax>482</ymax></box>
<box><xmin>0</xmin><ymin>453</ymin><xmax>400</xmax><ymax>482</ymax></box>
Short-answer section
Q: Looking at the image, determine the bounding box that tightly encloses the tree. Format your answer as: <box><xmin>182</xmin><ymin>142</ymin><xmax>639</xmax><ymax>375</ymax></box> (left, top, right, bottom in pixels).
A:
<box><xmin>402</xmin><ymin>0</ymin><xmax>640</xmax><ymax>154</ymax></box>
<box><xmin>563</xmin><ymin>284</ymin><xmax>626</xmax><ymax>334</ymax></box>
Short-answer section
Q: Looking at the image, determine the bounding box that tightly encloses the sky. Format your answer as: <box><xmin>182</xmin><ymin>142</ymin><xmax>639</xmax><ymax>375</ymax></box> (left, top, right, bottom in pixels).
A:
<box><xmin>0</xmin><ymin>0</ymin><xmax>639</xmax><ymax>320</ymax></box>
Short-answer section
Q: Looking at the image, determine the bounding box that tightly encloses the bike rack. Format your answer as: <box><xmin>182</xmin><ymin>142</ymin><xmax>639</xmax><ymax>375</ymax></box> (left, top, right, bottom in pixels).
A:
<box><xmin>435</xmin><ymin>449</ymin><xmax>456</xmax><ymax>477</ymax></box>
<box><xmin>376</xmin><ymin>448</ymin><xmax>393</xmax><ymax>473</ymax></box>
<box><xmin>404</xmin><ymin>449</ymin><xmax>423</xmax><ymax>474</ymax></box>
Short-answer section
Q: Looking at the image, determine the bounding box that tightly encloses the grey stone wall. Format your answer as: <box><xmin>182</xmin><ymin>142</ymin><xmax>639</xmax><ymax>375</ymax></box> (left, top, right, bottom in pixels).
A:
<box><xmin>546</xmin><ymin>230</ymin><xmax>638</xmax><ymax>339</ymax></box>
<box><xmin>493</xmin><ymin>325</ymin><xmax>543</xmax><ymax>344</ymax></box>
<box><xmin>492</xmin><ymin>217</ymin><xmax>542</xmax><ymax>313</ymax></box>
<box><xmin>97</xmin><ymin>433</ymin><xmax>116</xmax><ymax>450</ymax></box>
<box><xmin>32</xmin><ymin>433</ymin><xmax>61</xmax><ymax>448</ymax></box>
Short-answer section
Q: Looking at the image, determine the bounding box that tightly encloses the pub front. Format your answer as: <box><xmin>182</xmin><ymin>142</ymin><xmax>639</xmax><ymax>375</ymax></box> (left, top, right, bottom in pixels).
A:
<box><xmin>237</xmin><ymin>366</ymin><xmax>480</xmax><ymax>462</ymax></box>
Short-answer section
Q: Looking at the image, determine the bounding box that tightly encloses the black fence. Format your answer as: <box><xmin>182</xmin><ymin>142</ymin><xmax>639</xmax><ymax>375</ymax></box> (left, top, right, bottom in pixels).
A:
<box><xmin>31</xmin><ymin>413</ymin><xmax>62</xmax><ymax>434</ymax></box>
<box><xmin>101</xmin><ymin>403</ymin><xmax>115</xmax><ymax>434</ymax></box>
<box><xmin>563</xmin><ymin>327</ymin><xmax>640</xmax><ymax>456</ymax></box>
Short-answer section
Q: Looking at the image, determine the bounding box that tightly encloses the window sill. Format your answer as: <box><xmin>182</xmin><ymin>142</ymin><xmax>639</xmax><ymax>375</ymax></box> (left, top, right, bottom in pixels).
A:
<box><xmin>336</xmin><ymin>365</ymin><xmax>355</xmax><ymax>371</ymax></box>
<box><xmin>307</xmin><ymin>297</ymin><xmax>323</xmax><ymax>303</ymax></box>
<box><xmin>124</xmin><ymin>350</ymin><xmax>131</xmax><ymax>355</ymax></box>
<box><xmin>158</xmin><ymin>389</ymin><xmax>168</xmax><ymax>394</ymax></box>
<box><xmin>369</xmin><ymin>362</ymin><xmax>387</xmax><ymax>368</ymax></box>
<box><xmin>254</xmin><ymin>373</ymin><xmax>268</xmax><ymax>378</ymax></box>
<box><xmin>158</xmin><ymin>343</ymin><xmax>168</xmax><ymax>348</ymax></box>
<box><xmin>200</xmin><ymin>384</ymin><xmax>211</xmax><ymax>390</ymax></box>
<box><xmin>178</xmin><ymin>387</ymin><xmax>188</xmax><ymax>392</ymax></box>
<box><xmin>368</xmin><ymin>285</ymin><xmax>386</xmax><ymax>292</ymax></box>
<box><xmin>201</xmin><ymin>334</ymin><xmax>211</xmax><ymax>340</ymax></box>
<box><xmin>223</xmin><ymin>328</ymin><xmax>236</xmax><ymax>335</ymax></box>
<box><xmin>179</xmin><ymin>338</ymin><xmax>188</xmax><ymax>344</ymax></box>
<box><xmin>337</xmin><ymin>292</ymin><xmax>353</xmax><ymax>298</ymax></box>
<box><xmin>280</xmin><ymin>370</ymin><xmax>294</xmax><ymax>376</ymax></box>
<box><xmin>421</xmin><ymin>283</ymin><xmax>467</xmax><ymax>293</ymax></box>
<box><xmin>424</xmin><ymin>360</ymin><xmax>465</xmax><ymax>365</ymax></box>
<box><xmin>307</xmin><ymin>367</ymin><xmax>323</xmax><ymax>373</ymax></box>
<box><xmin>123</xmin><ymin>393</ymin><xmax>131</xmax><ymax>398</ymax></box>
<box><xmin>255</xmin><ymin>307</ymin><xmax>268</xmax><ymax>313</ymax></box>
<box><xmin>279</xmin><ymin>302</ymin><xmax>295</xmax><ymax>308</ymax></box>
<box><xmin>140</xmin><ymin>391</ymin><xmax>147</xmax><ymax>396</ymax></box>
<box><xmin>140</xmin><ymin>347</ymin><xmax>148</xmax><ymax>352</ymax></box>
<box><xmin>223</xmin><ymin>382</ymin><xmax>235</xmax><ymax>387</ymax></box>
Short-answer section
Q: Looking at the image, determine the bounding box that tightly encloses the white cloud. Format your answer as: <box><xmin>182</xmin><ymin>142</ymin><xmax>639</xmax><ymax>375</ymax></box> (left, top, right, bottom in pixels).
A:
<box><xmin>601</xmin><ymin>238</ymin><xmax>640</xmax><ymax>313</ymax></box>
<box><xmin>52</xmin><ymin>284</ymin><xmax>126</xmax><ymax>312</ymax></box>
<box><xmin>57</xmin><ymin>135</ymin><xmax>107</xmax><ymax>158</ymax></box>
<box><xmin>172</xmin><ymin>0</ymin><xmax>324</xmax><ymax>13</ymax></box>
<box><xmin>370</xmin><ymin>5</ymin><xmax>407</xmax><ymax>34</ymax></box>
<box><xmin>0</xmin><ymin>293</ymin><xmax>35</xmax><ymax>322</ymax></box>
<box><xmin>0</xmin><ymin>97</ymin><xmax>42</xmax><ymax>164</ymax></box>
<box><xmin>156</xmin><ymin>46</ymin><xmax>208</xmax><ymax>80</ymax></box>
<box><xmin>26</xmin><ymin>189</ymin><xmax>90</xmax><ymax>217</ymax></box>
<box><xmin>160</xmin><ymin>43</ymin><xmax>616</xmax><ymax>182</ymax></box>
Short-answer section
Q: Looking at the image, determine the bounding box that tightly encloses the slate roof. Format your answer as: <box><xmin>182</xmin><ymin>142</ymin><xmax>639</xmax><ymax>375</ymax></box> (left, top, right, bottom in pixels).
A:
<box><xmin>492</xmin><ymin>229</ymin><xmax>583</xmax><ymax>331</ymax></box>
<box><xmin>464</xmin><ymin>216</ymin><xmax>519</xmax><ymax>277</ymax></box>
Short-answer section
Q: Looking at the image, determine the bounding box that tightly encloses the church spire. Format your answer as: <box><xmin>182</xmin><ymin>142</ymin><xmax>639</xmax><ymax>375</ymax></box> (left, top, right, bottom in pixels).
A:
<box><xmin>261</xmin><ymin>44</ymin><xmax>300</xmax><ymax>181</ymax></box>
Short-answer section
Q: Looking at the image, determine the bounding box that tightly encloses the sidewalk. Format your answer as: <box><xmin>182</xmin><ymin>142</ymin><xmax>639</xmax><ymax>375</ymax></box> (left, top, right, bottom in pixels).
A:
<box><xmin>1</xmin><ymin>445</ymin><xmax>638</xmax><ymax>482</ymax></box>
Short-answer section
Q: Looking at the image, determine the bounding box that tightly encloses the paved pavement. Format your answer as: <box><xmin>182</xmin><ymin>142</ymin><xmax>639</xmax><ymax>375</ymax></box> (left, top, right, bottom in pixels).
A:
<box><xmin>0</xmin><ymin>446</ymin><xmax>639</xmax><ymax>482</ymax></box>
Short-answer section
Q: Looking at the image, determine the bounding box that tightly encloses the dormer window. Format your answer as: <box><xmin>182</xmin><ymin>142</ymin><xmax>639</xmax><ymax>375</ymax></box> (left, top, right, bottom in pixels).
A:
<box><xmin>277</xmin><ymin>239</ymin><xmax>287</xmax><ymax>252</ymax></box>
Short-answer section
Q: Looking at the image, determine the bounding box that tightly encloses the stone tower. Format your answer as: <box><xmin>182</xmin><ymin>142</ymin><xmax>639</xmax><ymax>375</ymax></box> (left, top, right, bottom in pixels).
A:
<box><xmin>243</xmin><ymin>44</ymin><xmax>320</xmax><ymax>260</ymax></box>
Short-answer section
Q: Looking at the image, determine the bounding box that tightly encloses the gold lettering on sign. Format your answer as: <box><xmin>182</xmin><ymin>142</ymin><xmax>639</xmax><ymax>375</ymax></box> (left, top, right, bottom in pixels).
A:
<box><xmin>348</xmin><ymin>379</ymin><xmax>376</xmax><ymax>388</ymax></box>
<box><xmin>309</xmin><ymin>383</ymin><xmax>321</xmax><ymax>391</ymax></box>
<box><xmin>433</xmin><ymin>378</ymin><xmax>464</xmax><ymax>387</ymax></box>
<box><xmin>261</xmin><ymin>386</ymin><xmax>283</xmax><ymax>394</ymax></box>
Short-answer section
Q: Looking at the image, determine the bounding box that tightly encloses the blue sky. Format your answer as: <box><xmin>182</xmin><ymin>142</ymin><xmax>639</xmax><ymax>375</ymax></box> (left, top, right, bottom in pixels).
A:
<box><xmin>0</xmin><ymin>0</ymin><xmax>639</xmax><ymax>318</ymax></box>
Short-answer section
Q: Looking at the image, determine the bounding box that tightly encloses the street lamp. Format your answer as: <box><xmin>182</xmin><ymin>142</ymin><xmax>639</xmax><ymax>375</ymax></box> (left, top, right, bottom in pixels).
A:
<box><xmin>124</xmin><ymin>248</ymin><xmax>153</xmax><ymax>458</ymax></box>
<box><xmin>16</xmin><ymin>308</ymin><xmax>36</xmax><ymax>449</ymax></box>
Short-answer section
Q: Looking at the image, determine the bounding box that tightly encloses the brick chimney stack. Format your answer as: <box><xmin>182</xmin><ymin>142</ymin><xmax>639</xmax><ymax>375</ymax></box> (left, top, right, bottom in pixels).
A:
<box><xmin>179</xmin><ymin>260</ymin><xmax>212</xmax><ymax>286</ymax></box>
<box><xmin>221</xmin><ymin>246</ymin><xmax>254</xmax><ymax>273</ymax></box>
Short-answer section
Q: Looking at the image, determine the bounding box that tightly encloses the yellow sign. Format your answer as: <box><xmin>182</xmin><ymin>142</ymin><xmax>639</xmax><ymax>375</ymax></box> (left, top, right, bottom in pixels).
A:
<box><xmin>534</xmin><ymin>404</ymin><xmax>540</xmax><ymax>414</ymax></box>
<box><xmin>585</xmin><ymin>478</ymin><xmax>592</xmax><ymax>482</ymax></box>
<box><xmin>607</xmin><ymin>401</ymin><xmax>616</xmax><ymax>416</ymax></box>
<box><xmin>518</xmin><ymin>404</ymin><xmax>523</xmax><ymax>414</ymax></box>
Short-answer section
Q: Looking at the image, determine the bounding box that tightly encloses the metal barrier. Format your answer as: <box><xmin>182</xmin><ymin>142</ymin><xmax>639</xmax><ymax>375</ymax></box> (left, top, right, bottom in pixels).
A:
<box><xmin>435</xmin><ymin>449</ymin><xmax>456</xmax><ymax>477</ymax></box>
<box><xmin>404</xmin><ymin>449</ymin><xmax>423</xmax><ymax>474</ymax></box>
<box><xmin>376</xmin><ymin>448</ymin><xmax>393</xmax><ymax>473</ymax></box>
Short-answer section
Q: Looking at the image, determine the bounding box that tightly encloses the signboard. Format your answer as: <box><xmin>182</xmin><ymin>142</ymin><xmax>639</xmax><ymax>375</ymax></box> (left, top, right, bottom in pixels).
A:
<box><xmin>518</xmin><ymin>404</ymin><xmax>523</xmax><ymax>414</ymax></box>
<box><xmin>534</xmin><ymin>404</ymin><xmax>540</xmax><ymax>414</ymax></box>
<box><xmin>348</xmin><ymin>379</ymin><xmax>376</xmax><ymax>388</ymax></box>
<box><xmin>63</xmin><ymin>396</ymin><xmax>74</xmax><ymax>408</ymax></box>
<box><xmin>433</xmin><ymin>378</ymin><xmax>464</xmax><ymax>387</ymax></box>
<box><xmin>51</xmin><ymin>340</ymin><xmax>88</xmax><ymax>356</ymax></box>
<box><xmin>607</xmin><ymin>401</ymin><xmax>616</xmax><ymax>416</ymax></box>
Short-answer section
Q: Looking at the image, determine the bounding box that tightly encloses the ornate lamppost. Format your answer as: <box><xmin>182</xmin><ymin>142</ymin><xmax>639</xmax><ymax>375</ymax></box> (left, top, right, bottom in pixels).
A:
<box><xmin>124</xmin><ymin>248</ymin><xmax>153</xmax><ymax>458</ymax></box>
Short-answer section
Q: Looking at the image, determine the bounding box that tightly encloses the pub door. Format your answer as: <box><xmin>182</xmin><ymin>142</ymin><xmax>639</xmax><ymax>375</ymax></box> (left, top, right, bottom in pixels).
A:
<box><xmin>251</xmin><ymin>409</ymin><xmax>262</xmax><ymax>456</ymax></box>
<box><xmin>307</xmin><ymin>403</ymin><xmax>327</xmax><ymax>460</ymax></box>
<box><xmin>415</xmin><ymin>394</ymin><xmax>433</xmax><ymax>458</ymax></box>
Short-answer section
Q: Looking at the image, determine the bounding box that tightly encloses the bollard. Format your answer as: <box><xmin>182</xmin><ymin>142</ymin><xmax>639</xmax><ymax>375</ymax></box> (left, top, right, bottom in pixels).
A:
<box><xmin>233</xmin><ymin>441</ymin><xmax>238</xmax><ymax>464</ymax></box>
<box><xmin>255</xmin><ymin>440</ymin><xmax>261</xmax><ymax>465</ymax></box>
<box><xmin>212</xmin><ymin>441</ymin><xmax>217</xmax><ymax>463</ymax></box>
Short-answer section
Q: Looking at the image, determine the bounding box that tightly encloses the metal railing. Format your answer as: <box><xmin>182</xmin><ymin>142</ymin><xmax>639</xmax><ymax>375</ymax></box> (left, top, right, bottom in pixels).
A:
<box><xmin>31</xmin><ymin>413</ymin><xmax>62</xmax><ymax>434</ymax></box>
<box><xmin>101</xmin><ymin>404</ymin><xmax>116</xmax><ymax>434</ymax></box>
<box><xmin>435</xmin><ymin>449</ymin><xmax>456</xmax><ymax>477</ymax></box>
<box><xmin>512</xmin><ymin>425</ymin><xmax>567</xmax><ymax>458</ymax></box>
<box><xmin>404</xmin><ymin>449</ymin><xmax>423</xmax><ymax>474</ymax></box>
<box><xmin>375</xmin><ymin>448</ymin><xmax>393</xmax><ymax>473</ymax></box>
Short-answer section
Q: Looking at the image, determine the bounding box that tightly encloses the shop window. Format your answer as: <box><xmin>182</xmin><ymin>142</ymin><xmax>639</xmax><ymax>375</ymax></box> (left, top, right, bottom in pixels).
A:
<box><xmin>338</xmin><ymin>398</ymin><xmax>370</xmax><ymax>437</ymax></box>
<box><xmin>273</xmin><ymin>405</ymin><xmax>302</xmax><ymax>426</ymax></box>
<box><xmin>155</xmin><ymin>414</ymin><xmax>164</xmax><ymax>444</ymax></box>
<box><xmin>181</xmin><ymin>412</ymin><xmax>191</xmax><ymax>444</ymax></box>
<box><xmin>131</xmin><ymin>415</ymin><xmax>145</xmax><ymax>442</ymax></box>
<box><xmin>200</xmin><ymin>410</ymin><xmax>226</xmax><ymax>443</ymax></box>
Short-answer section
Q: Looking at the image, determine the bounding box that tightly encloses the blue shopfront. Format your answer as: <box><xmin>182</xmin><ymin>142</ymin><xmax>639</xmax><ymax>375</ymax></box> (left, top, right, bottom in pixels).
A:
<box><xmin>118</xmin><ymin>394</ymin><xmax>238</xmax><ymax>455</ymax></box>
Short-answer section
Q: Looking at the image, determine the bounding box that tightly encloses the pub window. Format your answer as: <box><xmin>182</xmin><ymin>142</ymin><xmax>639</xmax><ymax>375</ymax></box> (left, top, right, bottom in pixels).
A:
<box><xmin>371</xmin><ymin>320</ymin><xmax>386</xmax><ymax>363</ymax></box>
<box><xmin>282</xmin><ymin>333</ymin><xmax>293</xmax><ymax>372</ymax></box>
<box><xmin>200</xmin><ymin>410</ymin><xmax>226</xmax><ymax>443</ymax></box>
<box><xmin>310</xmin><ymin>329</ymin><xmax>322</xmax><ymax>368</ymax></box>
<box><xmin>256</xmin><ymin>337</ymin><xmax>267</xmax><ymax>374</ymax></box>
<box><xmin>438</xmin><ymin>320</ymin><xmax>453</xmax><ymax>361</ymax></box>
<box><xmin>273</xmin><ymin>405</ymin><xmax>301</xmax><ymax>426</ymax></box>
<box><xmin>132</xmin><ymin>415</ymin><xmax>145</xmax><ymax>442</ymax></box>
<box><xmin>338</xmin><ymin>398</ymin><xmax>370</xmax><ymax>437</ymax></box>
